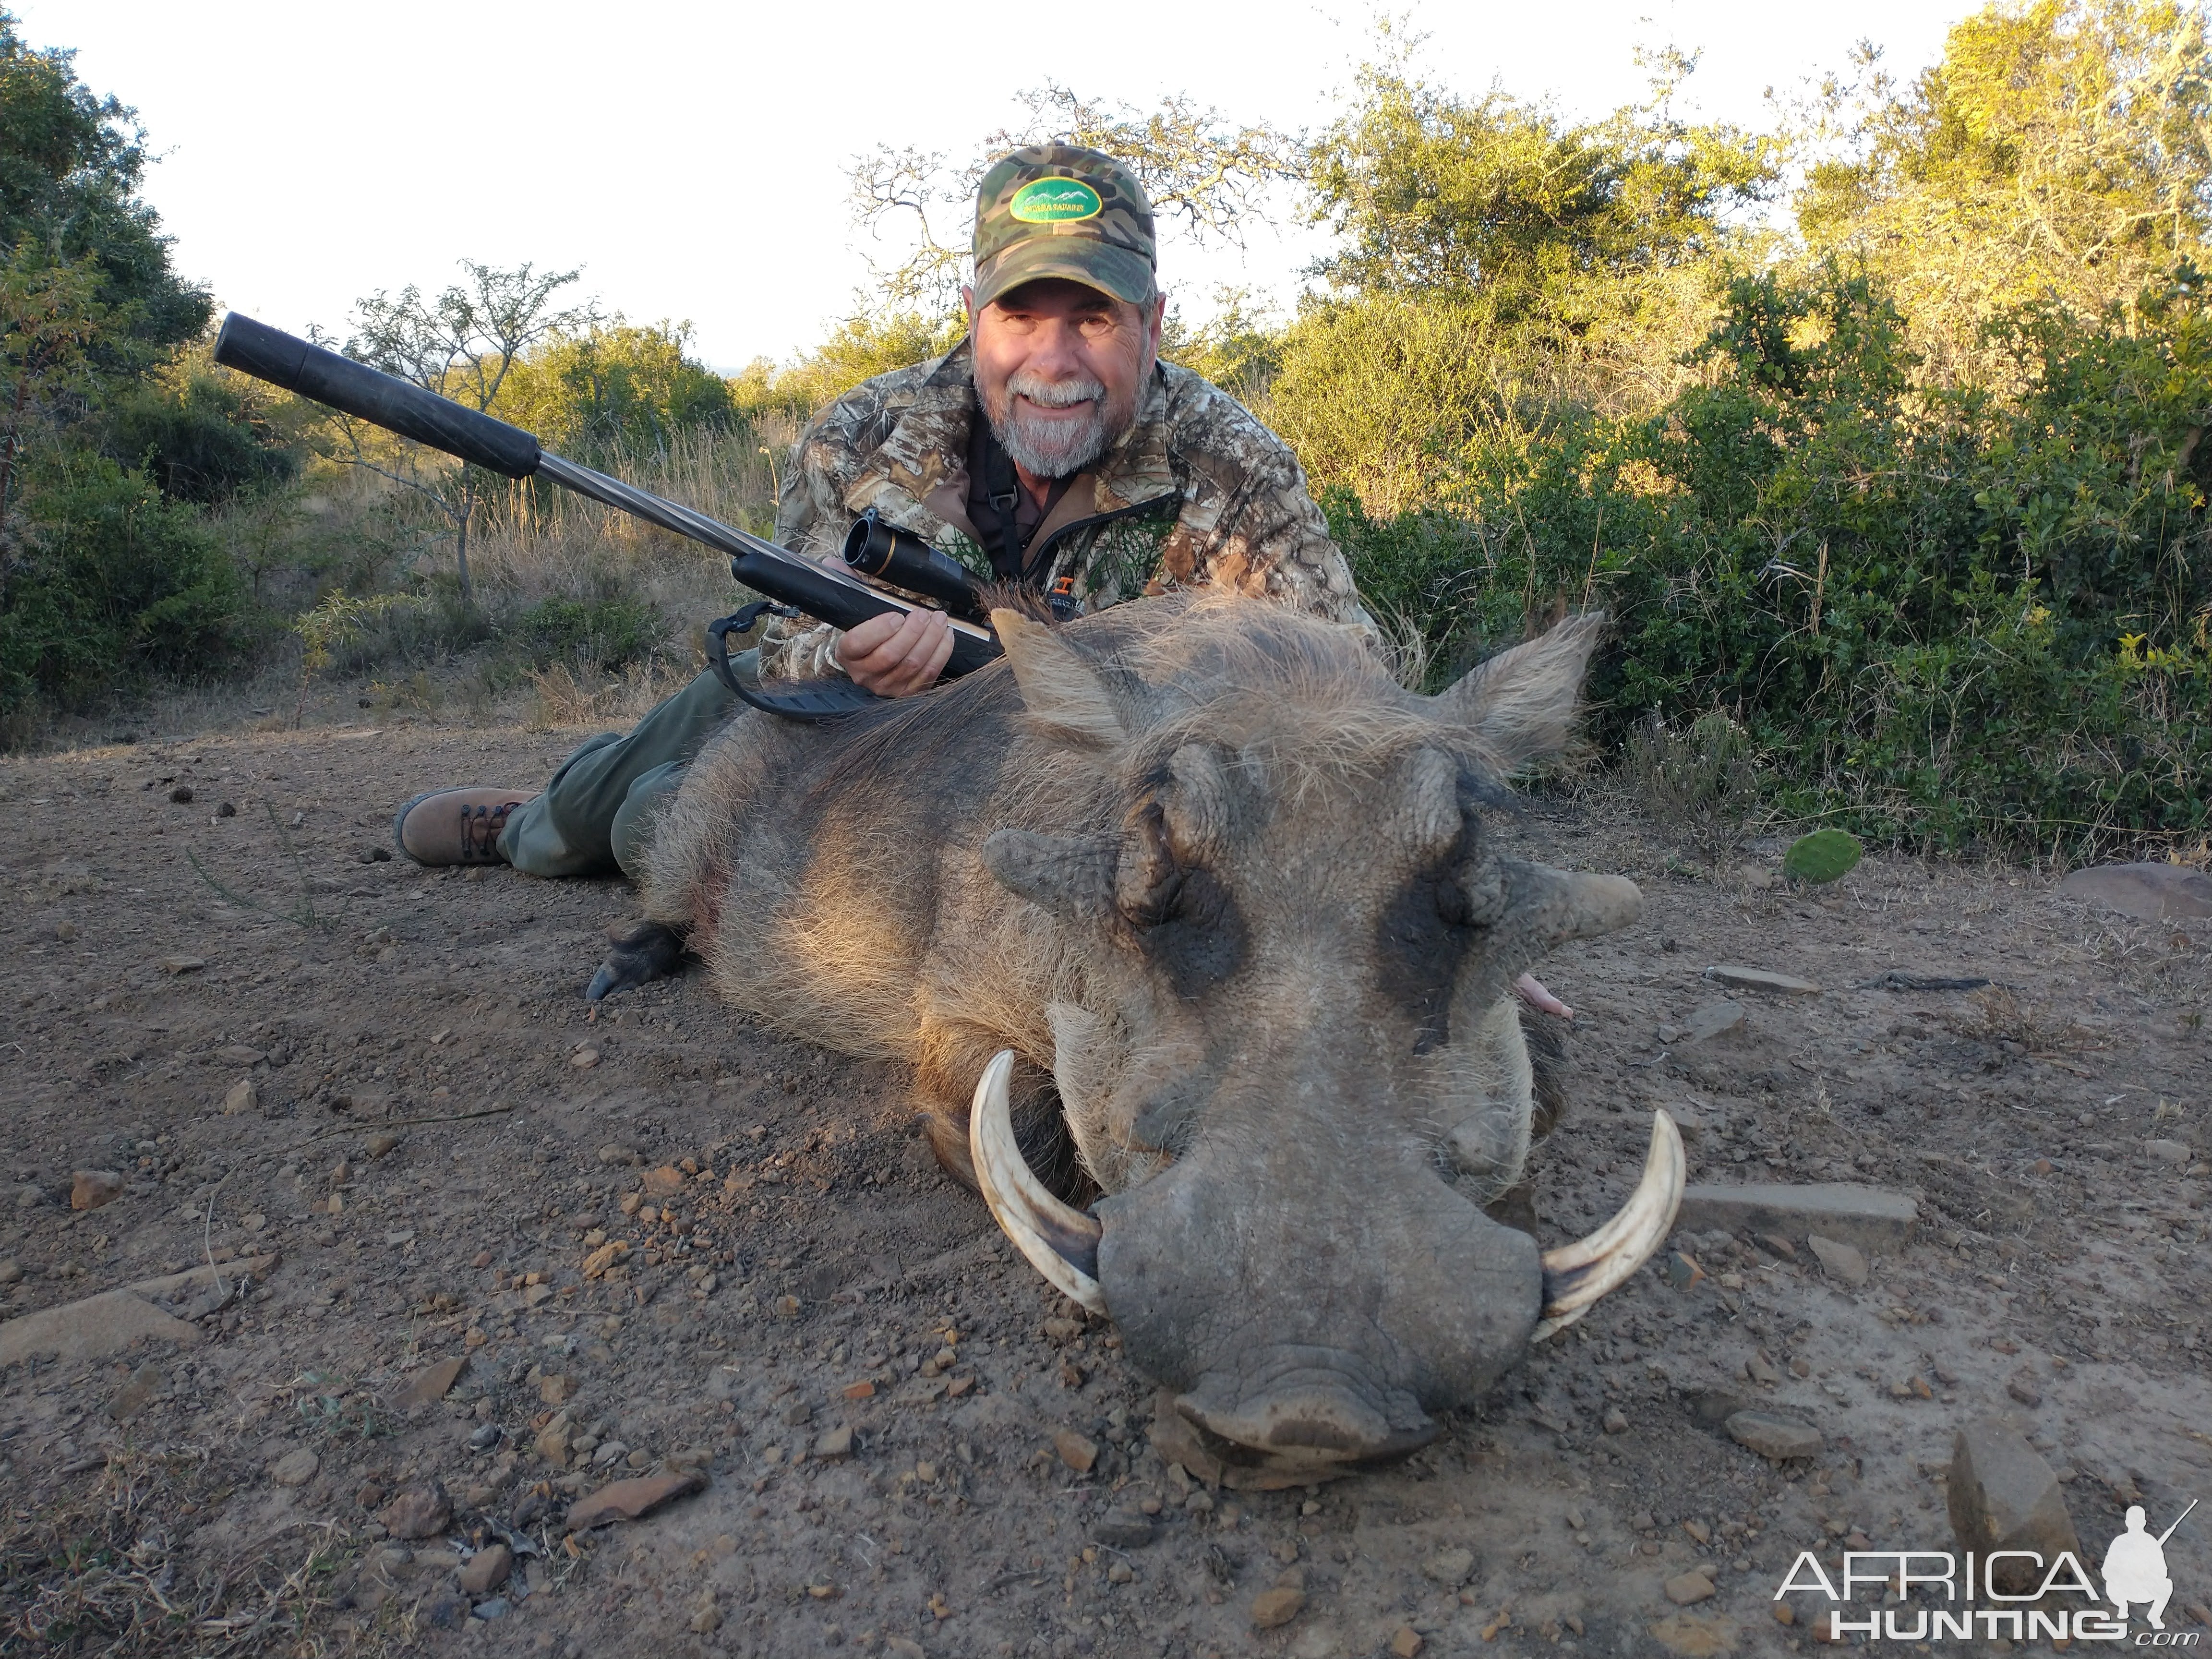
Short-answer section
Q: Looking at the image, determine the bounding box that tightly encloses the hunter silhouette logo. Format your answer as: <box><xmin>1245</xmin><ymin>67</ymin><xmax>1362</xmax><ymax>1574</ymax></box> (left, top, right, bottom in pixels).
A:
<box><xmin>1774</xmin><ymin>1496</ymin><xmax>2199</xmax><ymax>1644</ymax></box>
<box><xmin>2105</xmin><ymin>1501</ymin><xmax>2195</xmax><ymax>1631</ymax></box>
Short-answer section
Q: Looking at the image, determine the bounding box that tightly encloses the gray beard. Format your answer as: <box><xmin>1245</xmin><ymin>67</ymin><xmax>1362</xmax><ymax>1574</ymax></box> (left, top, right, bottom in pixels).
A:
<box><xmin>983</xmin><ymin>368</ymin><xmax>1131</xmax><ymax>478</ymax></box>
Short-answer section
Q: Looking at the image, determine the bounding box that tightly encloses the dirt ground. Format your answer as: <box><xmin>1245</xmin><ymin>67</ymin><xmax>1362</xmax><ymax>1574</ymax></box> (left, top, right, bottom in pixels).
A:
<box><xmin>3</xmin><ymin>683</ymin><xmax>2209</xmax><ymax>1659</ymax></box>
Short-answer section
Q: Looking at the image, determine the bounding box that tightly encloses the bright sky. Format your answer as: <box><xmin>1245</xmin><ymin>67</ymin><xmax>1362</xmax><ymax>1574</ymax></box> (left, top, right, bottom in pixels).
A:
<box><xmin>33</xmin><ymin>0</ymin><xmax>1982</xmax><ymax>369</ymax></box>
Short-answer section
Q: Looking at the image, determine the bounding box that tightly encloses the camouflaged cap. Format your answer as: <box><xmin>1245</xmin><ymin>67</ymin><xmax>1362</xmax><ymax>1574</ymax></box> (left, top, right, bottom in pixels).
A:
<box><xmin>972</xmin><ymin>144</ymin><xmax>1157</xmax><ymax>311</ymax></box>
<box><xmin>759</xmin><ymin>337</ymin><xmax>1373</xmax><ymax>679</ymax></box>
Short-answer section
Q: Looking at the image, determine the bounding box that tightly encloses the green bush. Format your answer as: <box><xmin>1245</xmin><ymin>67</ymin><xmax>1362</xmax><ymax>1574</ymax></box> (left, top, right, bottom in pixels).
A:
<box><xmin>512</xmin><ymin>595</ymin><xmax>664</xmax><ymax>671</ymax></box>
<box><xmin>0</xmin><ymin>456</ymin><xmax>251</xmax><ymax>711</ymax></box>
<box><xmin>498</xmin><ymin>322</ymin><xmax>736</xmax><ymax>462</ymax></box>
<box><xmin>100</xmin><ymin>372</ymin><xmax>301</xmax><ymax>504</ymax></box>
<box><xmin>1333</xmin><ymin>262</ymin><xmax>2212</xmax><ymax>852</ymax></box>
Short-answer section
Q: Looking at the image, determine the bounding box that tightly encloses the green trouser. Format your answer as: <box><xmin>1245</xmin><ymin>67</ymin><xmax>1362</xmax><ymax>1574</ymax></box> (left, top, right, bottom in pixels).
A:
<box><xmin>496</xmin><ymin>660</ymin><xmax>744</xmax><ymax>879</ymax></box>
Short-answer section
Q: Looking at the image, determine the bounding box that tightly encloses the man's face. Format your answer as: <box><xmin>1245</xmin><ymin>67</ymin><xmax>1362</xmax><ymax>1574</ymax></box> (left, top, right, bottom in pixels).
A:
<box><xmin>968</xmin><ymin>278</ymin><xmax>1165</xmax><ymax>480</ymax></box>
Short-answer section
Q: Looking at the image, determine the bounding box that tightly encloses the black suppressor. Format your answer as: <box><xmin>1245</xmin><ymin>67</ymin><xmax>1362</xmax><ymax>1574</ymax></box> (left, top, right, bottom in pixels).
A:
<box><xmin>842</xmin><ymin>509</ymin><xmax>988</xmax><ymax>621</ymax></box>
<box><xmin>209</xmin><ymin>313</ymin><xmax>1003</xmax><ymax>686</ymax></box>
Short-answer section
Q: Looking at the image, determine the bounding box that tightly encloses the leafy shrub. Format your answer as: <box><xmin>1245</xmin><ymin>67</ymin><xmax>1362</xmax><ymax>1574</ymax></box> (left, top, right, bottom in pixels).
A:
<box><xmin>100</xmin><ymin>372</ymin><xmax>301</xmax><ymax>504</ymax></box>
<box><xmin>1335</xmin><ymin>262</ymin><xmax>2212</xmax><ymax>852</ymax></box>
<box><xmin>0</xmin><ymin>457</ymin><xmax>250</xmax><ymax>712</ymax></box>
<box><xmin>512</xmin><ymin>595</ymin><xmax>664</xmax><ymax>672</ymax></box>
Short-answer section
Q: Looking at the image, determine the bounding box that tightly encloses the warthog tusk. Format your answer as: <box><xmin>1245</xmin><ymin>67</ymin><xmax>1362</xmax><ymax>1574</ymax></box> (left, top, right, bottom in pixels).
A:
<box><xmin>1531</xmin><ymin>1109</ymin><xmax>1684</xmax><ymax>1342</ymax></box>
<box><xmin>970</xmin><ymin>1049</ymin><xmax>1106</xmax><ymax>1314</ymax></box>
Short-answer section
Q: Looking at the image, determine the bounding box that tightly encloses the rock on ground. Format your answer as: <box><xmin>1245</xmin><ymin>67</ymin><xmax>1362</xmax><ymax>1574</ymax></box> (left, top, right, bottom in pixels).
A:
<box><xmin>2056</xmin><ymin>862</ymin><xmax>2212</xmax><ymax>922</ymax></box>
<box><xmin>1806</xmin><ymin>1234</ymin><xmax>1870</xmax><ymax>1286</ymax></box>
<box><xmin>269</xmin><ymin>1447</ymin><xmax>319</xmax><ymax>1487</ymax></box>
<box><xmin>1673</xmin><ymin>1181</ymin><xmax>1917</xmax><ymax>1250</ymax></box>
<box><xmin>380</xmin><ymin>1483</ymin><xmax>453</xmax><ymax>1540</ymax></box>
<box><xmin>1679</xmin><ymin>1001</ymin><xmax>1747</xmax><ymax>1046</ymax></box>
<box><xmin>1726</xmin><ymin>1410</ymin><xmax>1823</xmax><ymax>1461</ymax></box>
<box><xmin>458</xmin><ymin>1543</ymin><xmax>511</xmax><ymax>1594</ymax></box>
<box><xmin>1946</xmin><ymin>1419</ymin><xmax>2080</xmax><ymax>1593</ymax></box>
<box><xmin>1705</xmin><ymin>965</ymin><xmax>1822</xmax><ymax>995</ymax></box>
<box><xmin>0</xmin><ymin>1289</ymin><xmax>201</xmax><ymax>1366</ymax></box>
<box><xmin>1250</xmin><ymin>1586</ymin><xmax>1305</xmax><ymax>1629</ymax></box>
<box><xmin>565</xmin><ymin>1471</ymin><xmax>706</xmax><ymax>1531</ymax></box>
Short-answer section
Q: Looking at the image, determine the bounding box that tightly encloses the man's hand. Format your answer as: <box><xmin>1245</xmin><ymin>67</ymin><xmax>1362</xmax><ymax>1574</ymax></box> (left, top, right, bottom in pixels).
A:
<box><xmin>834</xmin><ymin>604</ymin><xmax>954</xmax><ymax>697</ymax></box>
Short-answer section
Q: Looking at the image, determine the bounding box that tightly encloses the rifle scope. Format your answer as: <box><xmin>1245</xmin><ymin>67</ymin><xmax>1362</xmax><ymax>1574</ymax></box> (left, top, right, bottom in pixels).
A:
<box><xmin>842</xmin><ymin>510</ymin><xmax>988</xmax><ymax>621</ymax></box>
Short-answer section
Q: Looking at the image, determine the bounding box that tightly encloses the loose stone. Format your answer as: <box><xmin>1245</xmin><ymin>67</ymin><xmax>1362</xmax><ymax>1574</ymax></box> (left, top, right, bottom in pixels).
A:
<box><xmin>1726</xmin><ymin>1411</ymin><xmax>1823</xmax><ymax>1461</ymax></box>
<box><xmin>1947</xmin><ymin>1419</ymin><xmax>2080</xmax><ymax>1593</ymax></box>
<box><xmin>1806</xmin><ymin>1234</ymin><xmax>1869</xmax><ymax>1286</ymax></box>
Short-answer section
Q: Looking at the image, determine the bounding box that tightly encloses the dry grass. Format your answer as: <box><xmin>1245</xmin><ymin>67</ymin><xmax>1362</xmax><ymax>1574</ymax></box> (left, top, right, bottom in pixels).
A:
<box><xmin>1944</xmin><ymin>986</ymin><xmax>2104</xmax><ymax>1054</ymax></box>
<box><xmin>0</xmin><ymin>1444</ymin><xmax>360</xmax><ymax>1657</ymax></box>
<box><xmin>439</xmin><ymin>424</ymin><xmax>793</xmax><ymax>637</ymax></box>
<box><xmin>526</xmin><ymin>656</ymin><xmax>700</xmax><ymax>732</ymax></box>
<box><xmin>1623</xmin><ymin>709</ymin><xmax>1767</xmax><ymax>855</ymax></box>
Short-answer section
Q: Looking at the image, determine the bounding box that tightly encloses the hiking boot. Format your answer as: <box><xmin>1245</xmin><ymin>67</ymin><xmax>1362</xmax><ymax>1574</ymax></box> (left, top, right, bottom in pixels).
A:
<box><xmin>394</xmin><ymin>787</ymin><xmax>535</xmax><ymax>866</ymax></box>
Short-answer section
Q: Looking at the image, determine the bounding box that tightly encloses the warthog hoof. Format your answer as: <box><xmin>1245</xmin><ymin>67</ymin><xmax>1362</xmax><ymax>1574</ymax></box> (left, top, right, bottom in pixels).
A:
<box><xmin>587</xmin><ymin>920</ymin><xmax>687</xmax><ymax>1001</ymax></box>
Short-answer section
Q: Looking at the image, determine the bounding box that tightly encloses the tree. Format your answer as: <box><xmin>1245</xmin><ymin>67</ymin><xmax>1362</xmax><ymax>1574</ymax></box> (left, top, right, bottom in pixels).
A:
<box><xmin>847</xmin><ymin>84</ymin><xmax>1301</xmax><ymax>315</ymax></box>
<box><xmin>1263</xmin><ymin>47</ymin><xmax>1777</xmax><ymax>508</ymax></box>
<box><xmin>0</xmin><ymin>12</ymin><xmax>209</xmax><ymax>371</ymax></box>
<box><xmin>1304</xmin><ymin>53</ymin><xmax>1777</xmax><ymax>328</ymax></box>
<box><xmin>0</xmin><ymin>246</ymin><xmax>100</xmax><ymax>532</ymax></box>
<box><xmin>0</xmin><ymin>13</ymin><xmax>254</xmax><ymax>719</ymax></box>
<box><xmin>1793</xmin><ymin>0</ymin><xmax>2212</xmax><ymax>380</ymax></box>
<box><xmin>496</xmin><ymin>319</ymin><xmax>733</xmax><ymax>459</ymax></box>
<box><xmin>338</xmin><ymin>261</ymin><xmax>597</xmax><ymax>600</ymax></box>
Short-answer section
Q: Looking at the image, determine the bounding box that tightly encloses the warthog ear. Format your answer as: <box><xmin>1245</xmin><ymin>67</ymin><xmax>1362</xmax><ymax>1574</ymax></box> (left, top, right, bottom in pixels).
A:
<box><xmin>982</xmin><ymin>828</ymin><xmax>1118</xmax><ymax>919</ymax></box>
<box><xmin>994</xmin><ymin>609</ymin><xmax>1128</xmax><ymax>752</ymax></box>
<box><xmin>1505</xmin><ymin>859</ymin><xmax>1644</xmax><ymax>943</ymax></box>
<box><xmin>1433</xmin><ymin>613</ymin><xmax>1607</xmax><ymax>767</ymax></box>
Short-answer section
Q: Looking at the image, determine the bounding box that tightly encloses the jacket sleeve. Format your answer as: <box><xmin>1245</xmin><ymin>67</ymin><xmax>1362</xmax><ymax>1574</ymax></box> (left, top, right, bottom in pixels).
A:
<box><xmin>1209</xmin><ymin>456</ymin><xmax>1372</xmax><ymax>632</ymax></box>
<box><xmin>755</xmin><ymin>397</ymin><xmax>873</xmax><ymax>681</ymax></box>
<box><xmin>1180</xmin><ymin>397</ymin><xmax>1376</xmax><ymax>640</ymax></box>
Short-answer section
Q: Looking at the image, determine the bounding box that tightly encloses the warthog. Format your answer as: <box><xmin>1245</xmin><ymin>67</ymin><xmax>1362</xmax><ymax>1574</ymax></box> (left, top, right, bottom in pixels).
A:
<box><xmin>605</xmin><ymin>593</ymin><xmax>1680</xmax><ymax>1483</ymax></box>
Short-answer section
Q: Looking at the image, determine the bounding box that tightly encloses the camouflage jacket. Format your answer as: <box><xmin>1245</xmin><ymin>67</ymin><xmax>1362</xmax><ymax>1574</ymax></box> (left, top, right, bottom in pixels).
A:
<box><xmin>760</xmin><ymin>337</ymin><xmax>1371</xmax><ymax>678</ymax></box>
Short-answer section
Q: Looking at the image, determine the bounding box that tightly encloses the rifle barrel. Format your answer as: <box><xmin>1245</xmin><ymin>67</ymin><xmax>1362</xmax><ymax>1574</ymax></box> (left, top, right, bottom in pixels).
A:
<box><xmin>212</xmin><ymin>313</ymin><xmax>1000</xmax><ymax>677</ymax></box>
<box><xmin>532</xmin><ymin>454</ymin><xmax>999</xmax><ymax>673</ymax></box>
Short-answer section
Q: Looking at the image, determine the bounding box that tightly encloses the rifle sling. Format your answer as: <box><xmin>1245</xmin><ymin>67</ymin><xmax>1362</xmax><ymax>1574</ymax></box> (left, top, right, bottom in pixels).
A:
<box><xmin>969</xmin><ymin>421</ymin><xmax>1075</xmax><ymax>581</ymax></box>
<box><xmin>705</xmin><ymin>602</ymin><xmax>885</xmax><ymax>723</ymax></box>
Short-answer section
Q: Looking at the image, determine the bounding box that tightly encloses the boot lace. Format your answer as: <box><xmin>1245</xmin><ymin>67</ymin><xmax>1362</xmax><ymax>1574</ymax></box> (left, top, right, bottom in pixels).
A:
<box><xmin>460</xmin><ymin>801</ymin><xmax>519</xmax><ymax>863</ymax></box>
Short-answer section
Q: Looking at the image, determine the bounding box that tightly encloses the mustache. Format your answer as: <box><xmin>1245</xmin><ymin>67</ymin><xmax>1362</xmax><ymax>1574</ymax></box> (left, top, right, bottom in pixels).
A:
<box><xmin>1006</xmin><ymin>368</ymin><xmax>1106</xmax><ymax>409</ymax></box>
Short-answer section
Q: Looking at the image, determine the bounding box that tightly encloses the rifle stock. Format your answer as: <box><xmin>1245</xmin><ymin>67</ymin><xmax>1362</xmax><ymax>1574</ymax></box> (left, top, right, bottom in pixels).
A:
<box><xmin>211</xmin><ymin>313</ymin><xmax>1001</xmax><ymax>678</ymax></box>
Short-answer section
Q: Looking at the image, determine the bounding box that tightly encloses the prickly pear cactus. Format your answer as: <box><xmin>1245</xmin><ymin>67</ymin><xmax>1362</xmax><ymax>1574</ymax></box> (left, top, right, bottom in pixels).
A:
<box><xmin>1782</xmin><ymin>828</ymin><xmax>1863</xmax><ymax>885</ymax></box>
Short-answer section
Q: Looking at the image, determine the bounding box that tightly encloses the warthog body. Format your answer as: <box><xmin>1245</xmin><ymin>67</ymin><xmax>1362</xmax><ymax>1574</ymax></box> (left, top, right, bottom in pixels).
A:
<box><xmin>627</xmin><ymin>593</ymin><xmax>1649</xmax><ymax>1481</ymax></box>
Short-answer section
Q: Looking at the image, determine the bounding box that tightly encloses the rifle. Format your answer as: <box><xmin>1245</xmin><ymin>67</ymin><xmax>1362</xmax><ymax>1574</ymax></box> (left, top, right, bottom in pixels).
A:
<box><xmin>211</xmin><ymin>313</ymin><xmax>1000</xmax><ymax>719</ymax></box>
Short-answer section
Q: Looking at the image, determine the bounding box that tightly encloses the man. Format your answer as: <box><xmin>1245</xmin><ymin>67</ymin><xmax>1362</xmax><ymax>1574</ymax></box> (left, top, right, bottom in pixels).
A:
<box><xmin>397</xmin><ymin>143</ymin><xmax>1361</xmax><ymax>871</ymax></box>
<box><xmin>394</xmin><ymin>144</ymin><xmax>1575</xmax><ymax>1017</ymax></box>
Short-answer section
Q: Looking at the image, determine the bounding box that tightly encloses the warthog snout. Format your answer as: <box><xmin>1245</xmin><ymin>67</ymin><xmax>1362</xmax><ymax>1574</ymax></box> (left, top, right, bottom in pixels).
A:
<box><xmin>970</xmin><ymin>1034</ymin><xmax>1683</xmax><ymax>1480</ymax></box>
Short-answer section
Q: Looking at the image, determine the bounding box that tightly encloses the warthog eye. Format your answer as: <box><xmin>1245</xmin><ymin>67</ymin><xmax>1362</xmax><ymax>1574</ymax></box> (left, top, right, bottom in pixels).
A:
<box><xmin>1379</xmin><ymin>844</ymin><xmax>1495</xmax><ymax>1053</ymax></box>
<box><xmin>1116</xmin><ymin>802</ymin><xmax>1244</xmax><ymax>995</ymax></box>
<box><xmin>1115</xmin><ymin>803</ymin><xmax>1182</xmax><ymax>926</ymax></box>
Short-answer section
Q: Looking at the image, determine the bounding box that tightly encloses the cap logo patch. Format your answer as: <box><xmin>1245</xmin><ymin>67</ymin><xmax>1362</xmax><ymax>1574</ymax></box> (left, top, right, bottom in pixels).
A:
<box><xmin>1010</xmin><ymin>178</ymin><xmax>1103</xmax><ymax>224</ymax></box>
